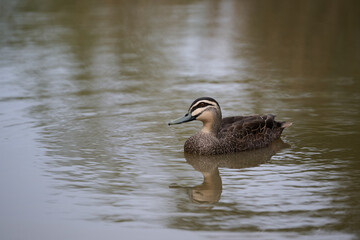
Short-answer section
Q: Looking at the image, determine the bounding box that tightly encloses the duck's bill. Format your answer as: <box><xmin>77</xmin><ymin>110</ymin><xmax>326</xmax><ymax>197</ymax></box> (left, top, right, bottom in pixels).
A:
<box><xmin>168</xmin><ymin>113</ymin><xmax>195</xmax><ymax>125</ymax></box>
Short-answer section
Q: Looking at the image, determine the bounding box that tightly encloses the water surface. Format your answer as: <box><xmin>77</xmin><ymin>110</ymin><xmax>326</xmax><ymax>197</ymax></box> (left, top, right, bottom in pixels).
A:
<box><xmin>1</xmin><ymin>1</ymin><xmax>360</xmax><ymax>239</ymax></box>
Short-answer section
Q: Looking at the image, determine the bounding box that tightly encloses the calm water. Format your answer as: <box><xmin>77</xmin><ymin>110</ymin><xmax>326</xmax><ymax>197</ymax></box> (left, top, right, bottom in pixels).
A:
<box><xmin>1</xmin><ymin>1</ymin><xmax>360</xmax><ymax>239</ymax></box>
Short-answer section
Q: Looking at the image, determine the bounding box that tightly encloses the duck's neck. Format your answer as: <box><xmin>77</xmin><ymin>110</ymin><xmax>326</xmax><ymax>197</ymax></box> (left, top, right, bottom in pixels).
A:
<box><xmin>200</xmin><ymin>112</ymin><xmax>222</xmax><ymax>137</ymax></box>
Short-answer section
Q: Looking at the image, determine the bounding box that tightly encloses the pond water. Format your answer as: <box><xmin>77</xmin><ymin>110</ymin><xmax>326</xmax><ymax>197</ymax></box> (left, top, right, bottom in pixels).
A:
<box><xmin>1</xmin><ymin>1</ymin><xmax>360</xmax><ymax>239</ymax></box>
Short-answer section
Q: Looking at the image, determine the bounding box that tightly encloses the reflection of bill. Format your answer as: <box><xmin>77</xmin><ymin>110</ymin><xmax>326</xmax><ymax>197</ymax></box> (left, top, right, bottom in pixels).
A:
<box><xmin>172</xmin><ymin>139</ymin><xmax>290</xmax><ymax>204</ymax></box>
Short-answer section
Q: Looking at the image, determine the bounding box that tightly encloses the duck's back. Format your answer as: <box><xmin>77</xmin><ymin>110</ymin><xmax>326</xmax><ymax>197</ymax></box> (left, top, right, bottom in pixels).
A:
<box><xmin>218</xmin><ymin>114</ymin><xmax>290</xmax><ymax>153</ymax></box>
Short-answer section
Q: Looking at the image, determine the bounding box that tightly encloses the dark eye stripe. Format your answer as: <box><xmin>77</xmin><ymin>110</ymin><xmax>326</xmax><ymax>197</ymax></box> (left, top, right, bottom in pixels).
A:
<box><xmin>190</xmin><ymin>102</ymin><xmax>213</xmax><ymax>112</ymax></box>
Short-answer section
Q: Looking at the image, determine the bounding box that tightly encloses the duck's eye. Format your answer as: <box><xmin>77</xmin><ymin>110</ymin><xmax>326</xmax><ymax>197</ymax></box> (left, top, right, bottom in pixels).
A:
<box><xmin>198</xmin><ymin>102</ymin><xmax>206</xmax><ymax>108</ymax></box>
<box><xmin>190</xmin><ymin>102</ymin><xmax>214</xmax><ymax>113</ymax></box>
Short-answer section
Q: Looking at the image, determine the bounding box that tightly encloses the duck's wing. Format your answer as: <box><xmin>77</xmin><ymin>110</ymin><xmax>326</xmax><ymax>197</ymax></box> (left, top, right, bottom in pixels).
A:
<box><xmin>220</xmin><ymin>115</ymin><xmax>274</xmax><ymax>133</ymax></box>
<box><xmin>219</xmin><ymin>114</ymin><xmax>290</xmax><ymax>152</ymax></box>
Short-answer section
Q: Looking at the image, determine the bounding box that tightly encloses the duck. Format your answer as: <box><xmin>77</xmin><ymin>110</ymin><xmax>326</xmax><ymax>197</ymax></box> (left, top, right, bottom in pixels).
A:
<box><xmin>168</xmin><ymin>97</ymin><xmax>292</xmax><ymax>155</ymax></box>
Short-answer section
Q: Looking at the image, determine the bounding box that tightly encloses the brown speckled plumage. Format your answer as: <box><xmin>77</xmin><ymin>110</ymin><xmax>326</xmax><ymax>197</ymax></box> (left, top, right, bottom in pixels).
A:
<box><xmin>169</xmin><ymin>97</ymin><xmax>291</xmax><ymax>155</ymax></box>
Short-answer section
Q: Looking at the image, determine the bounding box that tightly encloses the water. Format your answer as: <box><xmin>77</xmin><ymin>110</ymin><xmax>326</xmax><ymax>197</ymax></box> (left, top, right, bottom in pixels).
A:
<box><xmin>1</xmin><ymin>0</ymin><xmax>360</xmax><ymax>239</ymax></box>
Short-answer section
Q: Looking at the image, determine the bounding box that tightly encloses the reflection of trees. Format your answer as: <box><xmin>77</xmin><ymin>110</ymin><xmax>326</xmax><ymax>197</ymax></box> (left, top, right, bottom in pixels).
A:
<box><xmin>14</xmin><ymin>0</ymin><xmax>360</xmax><ymax>83</ymax></box>
<box><xmin>232</xmin><ymin>0</ymin><xmax>360</xmax><ymax>78</ymax></box>
<box><xmin>3</xmin><ymin>0</ymin><xmax>358</xmax><ymax>237</ymax></box>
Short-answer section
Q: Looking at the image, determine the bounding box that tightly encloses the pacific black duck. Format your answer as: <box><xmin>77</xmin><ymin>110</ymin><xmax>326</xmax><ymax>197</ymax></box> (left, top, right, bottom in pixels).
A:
<box><xmin>168</xmin><ymin>97</ymin><xmax>292</xmax><ymax>155</ymax></box>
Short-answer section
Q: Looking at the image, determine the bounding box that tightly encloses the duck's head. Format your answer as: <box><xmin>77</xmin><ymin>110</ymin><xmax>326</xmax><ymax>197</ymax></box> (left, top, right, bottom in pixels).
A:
<box><xmin>168</xmin><ymin>97</ymin><xmax>222</xmax><ymax>134</ymax></box>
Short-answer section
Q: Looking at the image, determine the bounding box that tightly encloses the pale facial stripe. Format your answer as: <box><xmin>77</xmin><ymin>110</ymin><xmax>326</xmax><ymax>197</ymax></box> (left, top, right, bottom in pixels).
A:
<box><xmin>189</xmin><ymin>100</ymin><xmax>215</xmax><ymax>112</ymax></box>
<box><xmin>189</xmin><ymin>100</ymin><xmax>219</xmax><ymax>117</ymax></box>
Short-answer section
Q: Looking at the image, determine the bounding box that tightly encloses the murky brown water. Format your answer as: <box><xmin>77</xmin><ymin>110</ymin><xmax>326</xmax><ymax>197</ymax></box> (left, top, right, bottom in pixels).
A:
<box><xmin>1</xmin><ymin>1</ymin><xmax>360</xmax><ymax>239</ymax></box>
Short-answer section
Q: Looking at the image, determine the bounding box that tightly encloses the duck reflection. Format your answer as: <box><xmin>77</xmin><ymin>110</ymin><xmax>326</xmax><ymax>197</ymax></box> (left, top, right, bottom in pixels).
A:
<box><xmin>184</xmin><ymin>139</ymin><xmax>290</xmax><ymax>204</ymax></box>
<box><xmin>186</xmin><ymin>155</ymin><xmax>222</xmax><ymax>204</ymax></box>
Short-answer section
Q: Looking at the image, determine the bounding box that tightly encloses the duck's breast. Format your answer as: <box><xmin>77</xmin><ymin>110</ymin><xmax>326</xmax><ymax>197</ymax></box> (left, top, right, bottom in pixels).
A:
<box><xmin>184</xmin><ymin>133</ymin><xmax>221</xmax><ymax>155</ymax></box>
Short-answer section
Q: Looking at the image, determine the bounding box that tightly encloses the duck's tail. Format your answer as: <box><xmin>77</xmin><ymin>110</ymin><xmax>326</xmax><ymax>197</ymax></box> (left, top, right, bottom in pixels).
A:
<box><xmin>281</xmin><ymin>122</ymin><xmax>293</xmax><ymax>128</ymax></box>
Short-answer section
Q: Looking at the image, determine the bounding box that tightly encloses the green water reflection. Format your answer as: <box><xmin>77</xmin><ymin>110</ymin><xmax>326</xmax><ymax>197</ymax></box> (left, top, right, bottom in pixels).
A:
<box><xmin>0</xmin><ymin>0</ymin><xmax>360</xmax><ymax>239</ymax></box>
